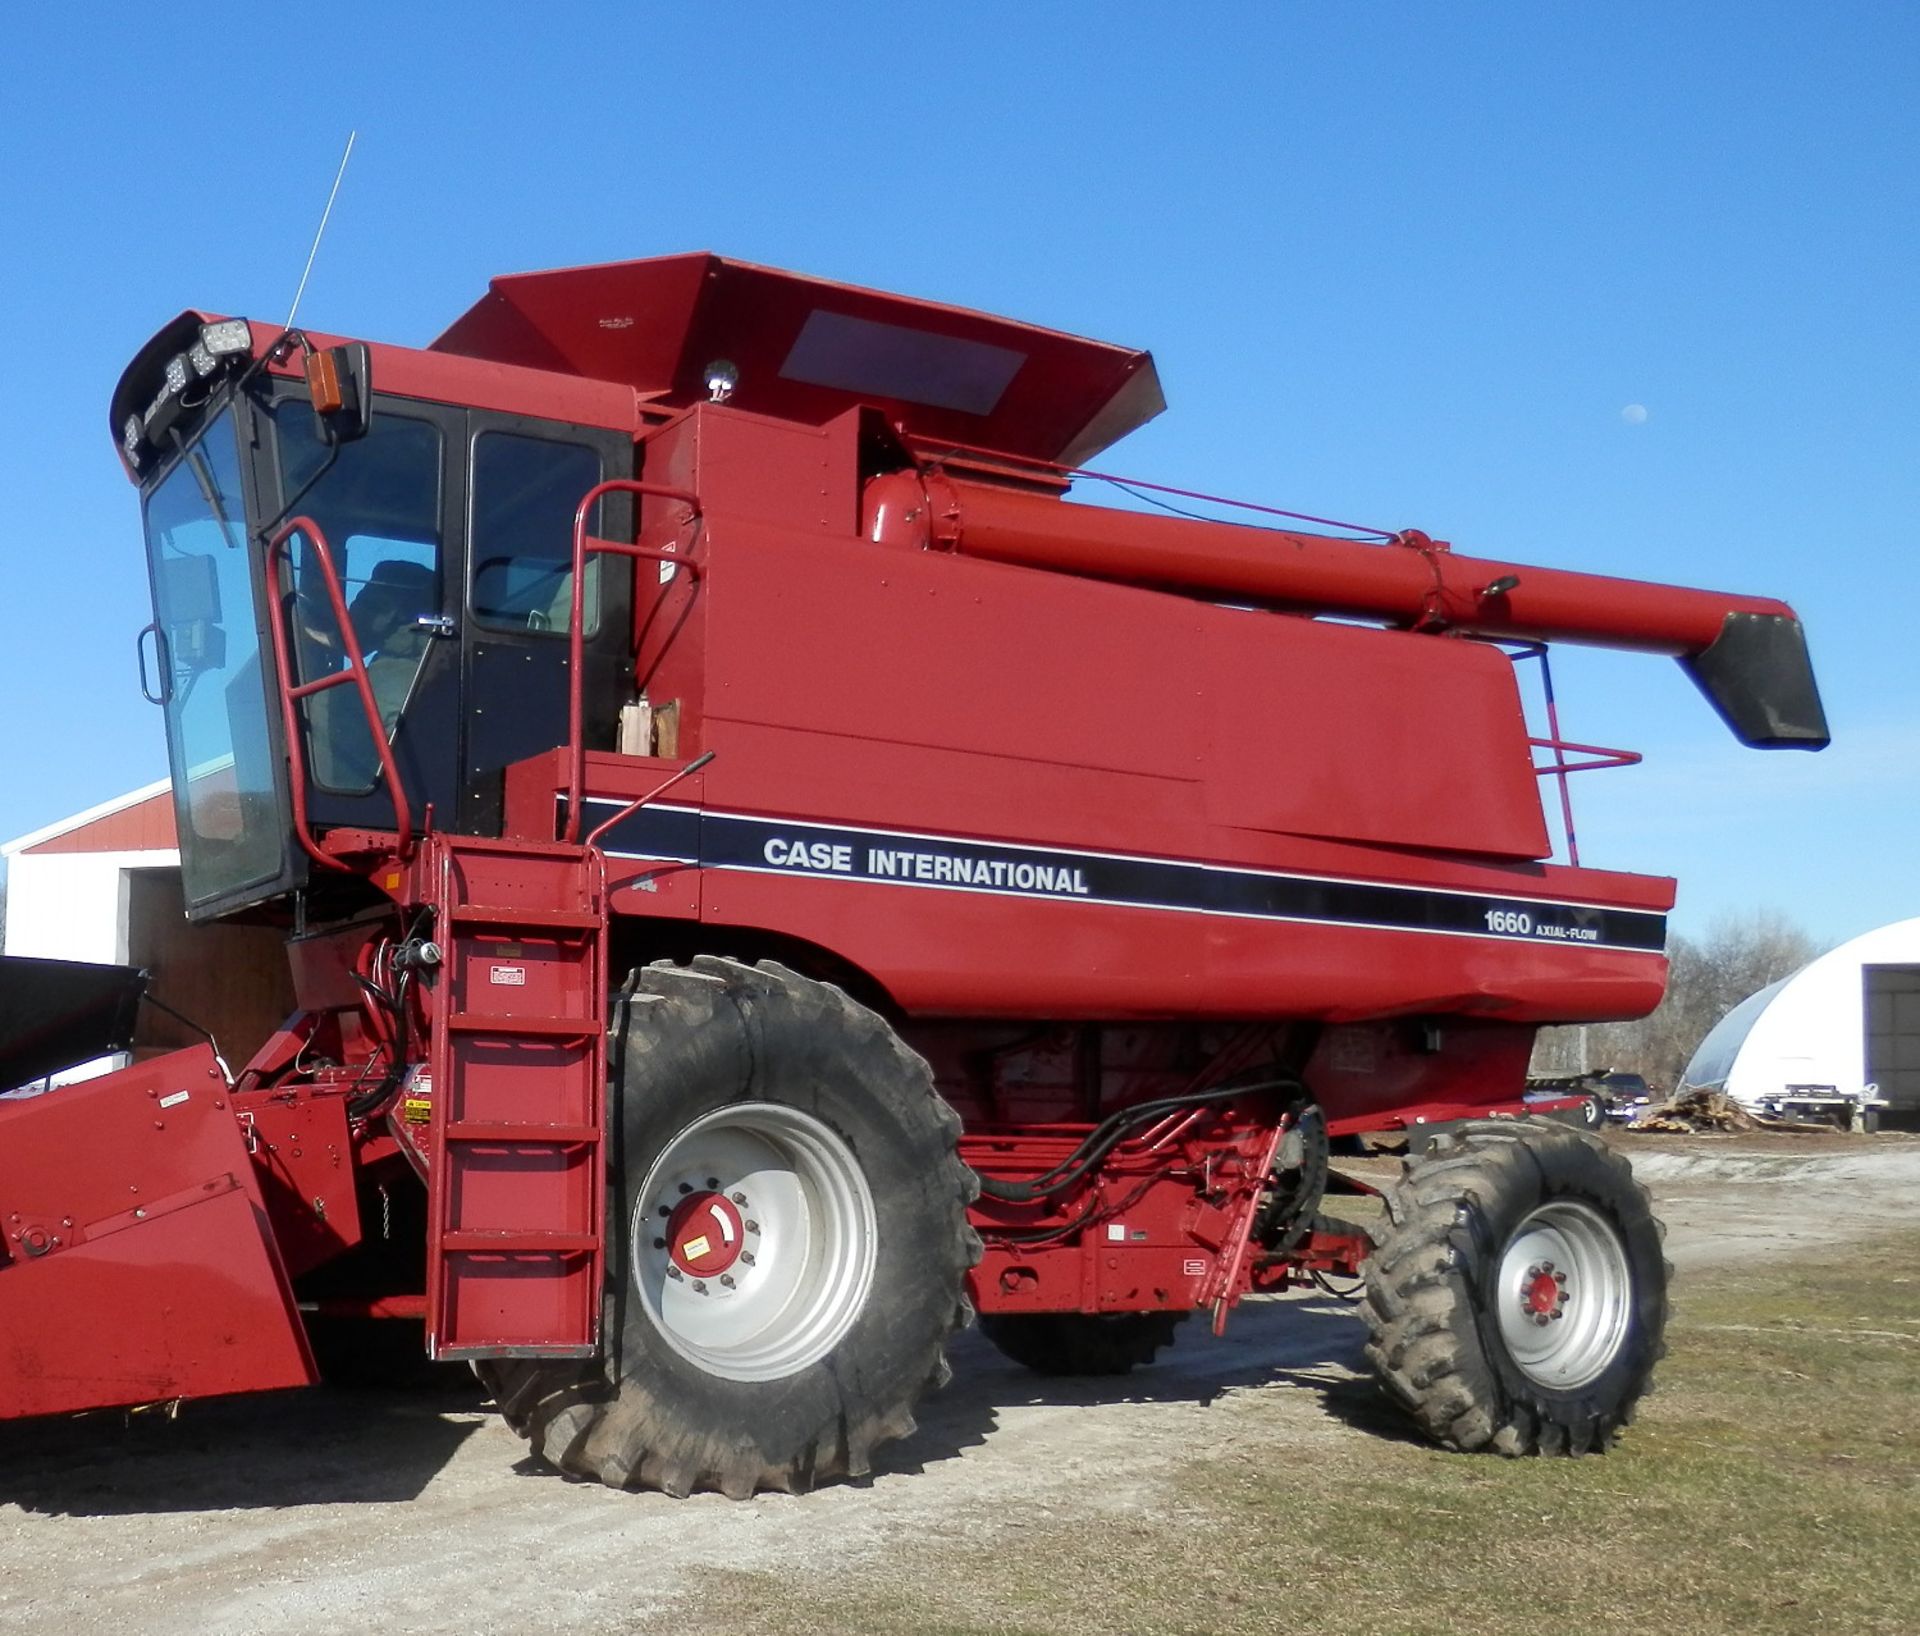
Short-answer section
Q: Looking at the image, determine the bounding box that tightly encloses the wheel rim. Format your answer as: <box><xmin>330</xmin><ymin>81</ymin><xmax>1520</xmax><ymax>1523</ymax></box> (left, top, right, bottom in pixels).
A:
<box><xmin>1495</xmin><ymin>1199</ymin><xmax>1633</xmax><ymax>1390</ymax></box>
<box><xmin>631</xmin><ymin>1103</ymin><xmax>877</xmax><ymax>1383</ymax></box>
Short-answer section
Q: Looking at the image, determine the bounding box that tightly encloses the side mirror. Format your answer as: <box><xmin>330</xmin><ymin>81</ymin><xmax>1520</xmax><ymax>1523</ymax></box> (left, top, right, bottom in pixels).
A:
<box><xmin>158</xmin><ymin>553</ymin><xmax>221</xmax><ymax>624</ymax></box>
<box><xmin>170</xmin><ymin>619</ymin><xmax>228</xmax><ymax>676</ymax></box>
<box><xmin>304</xmin><ymin>341</ymin><xmax>373</xmax><ymax>445</ymax></box>
<box><xmin>153</xmin><ymin>555</ymin><xmax>227</xmax><ymax>684</ymax></box>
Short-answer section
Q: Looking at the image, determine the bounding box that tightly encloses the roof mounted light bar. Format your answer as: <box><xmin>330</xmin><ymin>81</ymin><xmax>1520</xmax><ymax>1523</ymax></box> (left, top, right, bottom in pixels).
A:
<box><xmin>122</xmin><ymin>319</ymin><xmax>254</xmax><ymax>470</ymax></box>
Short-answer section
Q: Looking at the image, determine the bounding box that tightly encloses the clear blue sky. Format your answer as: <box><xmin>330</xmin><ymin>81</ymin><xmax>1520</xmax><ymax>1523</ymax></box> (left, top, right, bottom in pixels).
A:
<box><xmin>1</xmin><ymin>3</ymin><xmax>1913</xmax><ymax>943</ymax></box>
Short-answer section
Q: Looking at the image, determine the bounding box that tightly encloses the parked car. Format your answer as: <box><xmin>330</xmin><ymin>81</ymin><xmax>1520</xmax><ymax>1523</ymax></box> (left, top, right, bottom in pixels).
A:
<box><xmin>1524</xmin><ymin>1068</ymin><xmax>1656</xmax><ymax>1126</ymax></box>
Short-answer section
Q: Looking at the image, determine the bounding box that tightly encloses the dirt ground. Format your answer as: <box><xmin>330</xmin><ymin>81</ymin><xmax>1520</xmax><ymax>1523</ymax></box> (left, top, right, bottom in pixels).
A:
<box><xmin>3</xmin><ymin>1130</ymin><xmax>1918</xmax><ymax>1636</ymax></box>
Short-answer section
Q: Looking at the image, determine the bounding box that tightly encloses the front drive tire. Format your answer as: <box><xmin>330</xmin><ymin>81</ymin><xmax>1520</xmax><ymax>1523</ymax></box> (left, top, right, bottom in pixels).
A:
<box><xmin>481</xmin><ymin>956</ymin><xmax>979</xmax><ymax>1498</ymax></box>
<box><xmin>1360</xmin><ymin>1120</ymin><xmax>1668</xmax><ymax>1455</ymax></box>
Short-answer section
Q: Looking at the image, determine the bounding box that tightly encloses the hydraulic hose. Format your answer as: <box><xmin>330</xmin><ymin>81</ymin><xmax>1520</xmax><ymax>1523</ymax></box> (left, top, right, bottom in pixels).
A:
<box><xmin>973</xmin><ymin>1076</ymin><xmax>1304</xmax><ymax>1203</ymax></box>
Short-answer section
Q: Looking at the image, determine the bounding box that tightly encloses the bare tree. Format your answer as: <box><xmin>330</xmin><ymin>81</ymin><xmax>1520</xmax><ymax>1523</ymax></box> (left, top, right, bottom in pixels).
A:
<box><xmin>1533</xmin><ymin>909</ymin><xmax>1824</xmax><ymax>1092</ymax></box>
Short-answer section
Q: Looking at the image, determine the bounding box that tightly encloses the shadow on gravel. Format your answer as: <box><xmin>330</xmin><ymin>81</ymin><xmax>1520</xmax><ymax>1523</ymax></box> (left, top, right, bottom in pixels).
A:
<box><xmin>0</xmin><ymin>1296</ymin><xmax>1384</xmax><ymax>1513</ymax></box>
<box><xmin>1311</xmin><ymin>1376</ymin><xmax>1430</xmax><ymax>1446</ymax></box>
<box><xmin>871</xmin><ymin>1292</ymin><xmax>1375</xmax><ymax>1481</ymax></box>
<box><xmin>0</xmin><ymin>1377</ymin><xmax>488</xmax><ymax>1517</ymax></box>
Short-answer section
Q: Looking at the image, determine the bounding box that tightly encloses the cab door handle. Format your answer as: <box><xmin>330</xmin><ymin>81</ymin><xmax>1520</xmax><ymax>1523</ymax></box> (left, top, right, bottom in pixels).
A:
<box><xmin>137</xmin><ymin>622</ymin><xmax>171</xmax><ymax>705</ymax></box>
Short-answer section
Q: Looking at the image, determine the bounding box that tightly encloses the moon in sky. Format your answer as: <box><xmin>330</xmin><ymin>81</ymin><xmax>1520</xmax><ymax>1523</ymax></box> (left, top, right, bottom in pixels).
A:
<box><xmin>1621</xmin><ymin>403</ymin><xmax>1649</xmax><ymax>425</ymax></box>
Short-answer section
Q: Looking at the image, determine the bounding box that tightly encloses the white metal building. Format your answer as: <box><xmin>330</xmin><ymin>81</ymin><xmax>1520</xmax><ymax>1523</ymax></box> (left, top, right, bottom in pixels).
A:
<box><xmin>1683</xmin><ymin>917</ymin><xmax>1920</xmax><ymax>1131</ymax></box>
<box><xmin>3</xmin><ymin>779</ymin><xmax>179</xmax><ymax>970</ymax></box>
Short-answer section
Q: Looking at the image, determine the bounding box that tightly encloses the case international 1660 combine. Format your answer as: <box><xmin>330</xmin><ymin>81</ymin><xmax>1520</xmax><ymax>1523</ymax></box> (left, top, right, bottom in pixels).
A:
<box><xmin>0</xmin><ymin>255</ymin><xmax>1826</xmax><ymax>1496</ymax></box>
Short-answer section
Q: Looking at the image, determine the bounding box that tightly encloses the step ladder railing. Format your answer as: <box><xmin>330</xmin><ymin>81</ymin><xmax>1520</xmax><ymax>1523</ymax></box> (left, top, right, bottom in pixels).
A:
<box><xmin>261</xmin><ymin>515</ymin><xmax>415</xmax><ymax>871</ymax></box>
<box><xmin>564</xmin><ymin>478</ymin><xmax>704</xmax><ymax>843</ymax></box>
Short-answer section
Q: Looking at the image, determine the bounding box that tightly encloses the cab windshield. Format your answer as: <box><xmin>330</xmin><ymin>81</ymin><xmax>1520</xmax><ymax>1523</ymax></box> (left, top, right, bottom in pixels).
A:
<box><xmin>143</xmin><ymin>408</ymin><xmax>285</xmax><ymax>908</ymax></box>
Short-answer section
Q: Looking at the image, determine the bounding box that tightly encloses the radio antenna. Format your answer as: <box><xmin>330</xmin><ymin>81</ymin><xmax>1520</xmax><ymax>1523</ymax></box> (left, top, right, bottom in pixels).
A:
<box><xmin>286</xmin><ymin>130</ymin><xmax>358</xmax><ymax>329</ymax></box>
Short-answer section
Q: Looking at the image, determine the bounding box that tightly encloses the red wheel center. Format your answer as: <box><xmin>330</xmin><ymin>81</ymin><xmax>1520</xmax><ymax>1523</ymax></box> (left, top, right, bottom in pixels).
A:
<box><xmin>666</xmin><ymin>1192</ymin><xmax>746</xmax><ymax>1276</ymax></box>
<box><xmin>1525</xmin><ymin>1269</ymin><xmax>1562</xmax><ymax>1315</ymax></box>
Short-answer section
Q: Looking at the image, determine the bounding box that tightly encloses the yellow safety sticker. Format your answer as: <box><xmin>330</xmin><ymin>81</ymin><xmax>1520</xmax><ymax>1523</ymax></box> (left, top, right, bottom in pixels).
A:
<box><xmin>681</xmin><ymin>1235</ymin><xmax>711</xmax><ymax>1261</ymax></box>
<box><xmin>403</xmin><ymin>1097</ymin><xmax>433</xmax><ymax>1124</ymax></box>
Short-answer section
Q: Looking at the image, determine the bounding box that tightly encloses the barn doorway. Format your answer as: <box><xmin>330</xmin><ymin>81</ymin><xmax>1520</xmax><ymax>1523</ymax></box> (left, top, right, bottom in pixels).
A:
<box><xmin>1864</xmin><ymin>964</ymin><xmax>1920</xmax><ymax>1133</ymax></box>
<box><xmin>125</xmin><ymin>867</ymin><xmax>297</xmax><ymax>1073</ymax></box>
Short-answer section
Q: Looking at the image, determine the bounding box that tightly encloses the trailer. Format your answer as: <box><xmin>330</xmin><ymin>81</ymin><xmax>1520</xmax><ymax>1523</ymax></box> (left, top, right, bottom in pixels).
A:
<box><xmin>1751</xmin><ymin>1084</ymin><xmax>1888</xmax><ymax>1132</ymax></box>
<box><xmin>0</xmin><ymin>255</ymin><xmax>1827</xmax><ymax>1495</ymax></box>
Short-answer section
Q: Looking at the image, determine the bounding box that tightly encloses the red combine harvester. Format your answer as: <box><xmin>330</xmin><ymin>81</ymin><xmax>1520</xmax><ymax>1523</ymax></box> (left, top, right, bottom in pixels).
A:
<box><xmin>0</xmin><ymin>256</ymin><xmax>1825</xmax><ymax>1496</ymax></box>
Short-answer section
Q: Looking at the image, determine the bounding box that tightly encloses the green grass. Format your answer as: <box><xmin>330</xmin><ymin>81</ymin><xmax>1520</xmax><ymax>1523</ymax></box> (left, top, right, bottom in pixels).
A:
<box><xmin>676</xmin><ymin>1234</ymin><xmax>1920</xmax><ymax>1636</ymax></box>
<box><xmin>1220</xmin><ymin>1250</ymin><xmax>1920</xmax><ymax>1636</ymax></box>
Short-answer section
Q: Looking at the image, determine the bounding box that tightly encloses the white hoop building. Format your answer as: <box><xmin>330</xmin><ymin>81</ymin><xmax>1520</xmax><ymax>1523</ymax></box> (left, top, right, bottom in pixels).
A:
<box><xmin>1683</xmin><ymin>918</ymin><xmax>1920</xmax><ymax>1131</ymax></box>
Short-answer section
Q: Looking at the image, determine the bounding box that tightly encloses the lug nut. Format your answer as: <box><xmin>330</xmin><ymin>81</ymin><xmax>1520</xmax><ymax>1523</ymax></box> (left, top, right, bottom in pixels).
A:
<box><xmin>745</xmin><ymin>1220</ymin><xmax>760</xmax><ymax>1235</ymax></box>
<box><xmin>718</xmin><ymin>1274</ymin><xmax>735</xmax><ymax>1288</ymax></box>
<box><xmin>691</xmin><ymin>1280</ymin><xmax>708</xmax><ymax>1295</ymax></box>
<box><xmin>730</xmin><ymin>1191</ymin><xmax>747</xmax><ymax>1206</ymax></box>
<box><xmin>705</xmin><ymin>1177</ymin><xmax>720</xmax><ymax>1189</ymax></box>
<box><xmin>666</xmin><ymin>1265</ymin><xmax>684</xmax><ymax>1281</ymax></box>
<box><xmin>678</xmin><ymin>1182</ymin><xmax>692</xmax><ymax>1195</ymax></box>
<box><xmin>740</xmin><ymin>1252</ymin><xmax>756</xmax><ymax>1267</ymax></box>
<box><xmin>657</xmin><ymin>1204</ymin><xmax>671</xmax><ymax>1218</ymax></box>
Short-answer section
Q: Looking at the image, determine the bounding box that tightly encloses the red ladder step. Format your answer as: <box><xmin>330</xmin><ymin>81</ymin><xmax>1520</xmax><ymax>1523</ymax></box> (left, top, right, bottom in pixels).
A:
<box><xmin>423</xmin><ymin>834</ymin><xmax>607</xmax><ymax>1362</ymax></box>
<box><xmin>448</xmin><ymin>905</ymin><xmax>602</xmax><ymax>931</ymax></box>
<box><xmin>440</xmin><ymin>1230</ymin><xmax>599</xmax><ymax>1254</ymax></box>
<box><xmin>443</xmin><ymin>1121</ymin><xmax>600</xmax><ymax>1144</ymax></box>
<box><xmin>446</xmin><ymin>1013</ymin><xmax>598</xmax><ymax>1039</ymax></box>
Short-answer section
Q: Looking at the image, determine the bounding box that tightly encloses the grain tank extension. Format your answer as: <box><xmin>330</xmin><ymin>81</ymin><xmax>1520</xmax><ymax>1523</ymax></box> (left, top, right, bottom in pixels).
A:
<box><xmin>0</xmin><ymin>255</ymin><xmax>1825</xmax><ymax>1494</ymax></box>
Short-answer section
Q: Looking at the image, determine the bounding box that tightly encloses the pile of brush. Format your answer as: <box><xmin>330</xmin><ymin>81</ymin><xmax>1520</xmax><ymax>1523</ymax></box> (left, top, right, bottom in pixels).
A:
<box><xmin>1629</xmin><ymin>1088</ymin><xmax>1821</xmax><ymax>1134</ymax></box>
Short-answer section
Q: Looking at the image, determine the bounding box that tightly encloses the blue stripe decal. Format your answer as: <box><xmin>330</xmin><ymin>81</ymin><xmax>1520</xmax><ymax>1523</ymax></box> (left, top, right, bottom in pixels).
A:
<box><xmin>579</xmin><ymin>801</ymin><xmax>1667</xmax><ymax>953</ymax></box>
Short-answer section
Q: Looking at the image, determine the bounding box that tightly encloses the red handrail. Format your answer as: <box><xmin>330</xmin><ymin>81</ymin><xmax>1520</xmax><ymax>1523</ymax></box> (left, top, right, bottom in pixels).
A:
<box><xmin>1526</xmin><ymin>738</ymin><xmax>1643</xmax><ymax>778</ymax></box>
<box><xmin>263</xmin><ymin>516</ymin><xmax>416</xmax><ymax>868</ymax></box>
<box><xmin>565</xmin><ymin>479</ymin><xmax>703</xmax><ymax>843</ymax></box>
<box><xmin>582</xmin><ymin>750</ymin><xmax>716</xmax><ymax>854</ymax></box>
<box><xmin>1506</xmin><ymin>642</ymin><xmax>1640</xmax><ymax>867</ymax></box>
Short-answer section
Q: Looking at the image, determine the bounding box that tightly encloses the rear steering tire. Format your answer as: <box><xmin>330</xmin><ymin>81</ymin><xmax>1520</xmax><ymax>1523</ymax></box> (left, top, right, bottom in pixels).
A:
<box><xmin>1360</xmin><ymin>1120</ymin><xmax>1668</xmax><ymax>1455</ymax></box>
<box><xmin>479</xmin><ymin>956</ymin><xmax>979</xmax><ymax>1497</ymax></box>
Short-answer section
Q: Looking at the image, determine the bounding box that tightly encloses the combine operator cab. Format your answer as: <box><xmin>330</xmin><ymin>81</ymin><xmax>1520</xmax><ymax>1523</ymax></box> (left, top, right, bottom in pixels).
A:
<box><xmin>119</xmin><ymin>314</ymin><xmax>633</xmax><ymax>921</ymax></box>
<box><xmin>0</xmin><ymin>255</ymin><xmax>1827</xmax><ymax>1496</ymax></box>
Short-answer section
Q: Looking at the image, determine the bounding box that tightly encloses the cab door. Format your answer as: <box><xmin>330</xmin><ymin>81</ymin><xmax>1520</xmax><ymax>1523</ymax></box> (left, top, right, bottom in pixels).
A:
<box><xmin>456</xmin><ymin>414</ymin><xmax>633</xmax><ymax>835</ymax></box>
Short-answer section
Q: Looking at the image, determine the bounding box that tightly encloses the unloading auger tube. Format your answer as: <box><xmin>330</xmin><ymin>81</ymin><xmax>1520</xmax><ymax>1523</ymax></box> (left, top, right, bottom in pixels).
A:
<box><xmin>862</xmin><ymin>468</ymin><xmax>1829</xmax><ymax>751</ymax></box>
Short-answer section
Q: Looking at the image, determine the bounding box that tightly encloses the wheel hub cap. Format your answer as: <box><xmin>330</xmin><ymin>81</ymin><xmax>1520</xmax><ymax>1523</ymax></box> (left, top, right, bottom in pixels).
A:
<box><xmin>1496</xmin><ymin>1201</ymin><xmax>1633</xmax><ymax>1390</ymax></box>
<box><xmin>666</xmin><ymin>1191</ymin><xmax>747</xmax><ymax>1277</ymax></box>
<box><xmin>632</xmin><ymin>1103</ymin><xmax>878</xmax><ymax>1383</ymax></box>
<box><xmin>1521</xmin><ymin>1262</ymin><xmax>1568</xmax><ymax>1322</ymax></box>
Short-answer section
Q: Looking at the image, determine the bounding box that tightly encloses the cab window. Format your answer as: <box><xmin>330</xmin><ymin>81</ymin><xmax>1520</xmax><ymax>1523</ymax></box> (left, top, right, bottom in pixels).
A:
<box><xmin>142</xmin><ymin>407</ymin><xmax>285</xmax><ymax>906</ymax></box>
<box><xmin>269</xmin><ymin>404</ymin><xmax>444</xmax><ymax>793</ymax></box>
<box><xmin>470</xmin><ymin>431</ymin><xmax>602</xmax><ymax>635</ymax></box>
